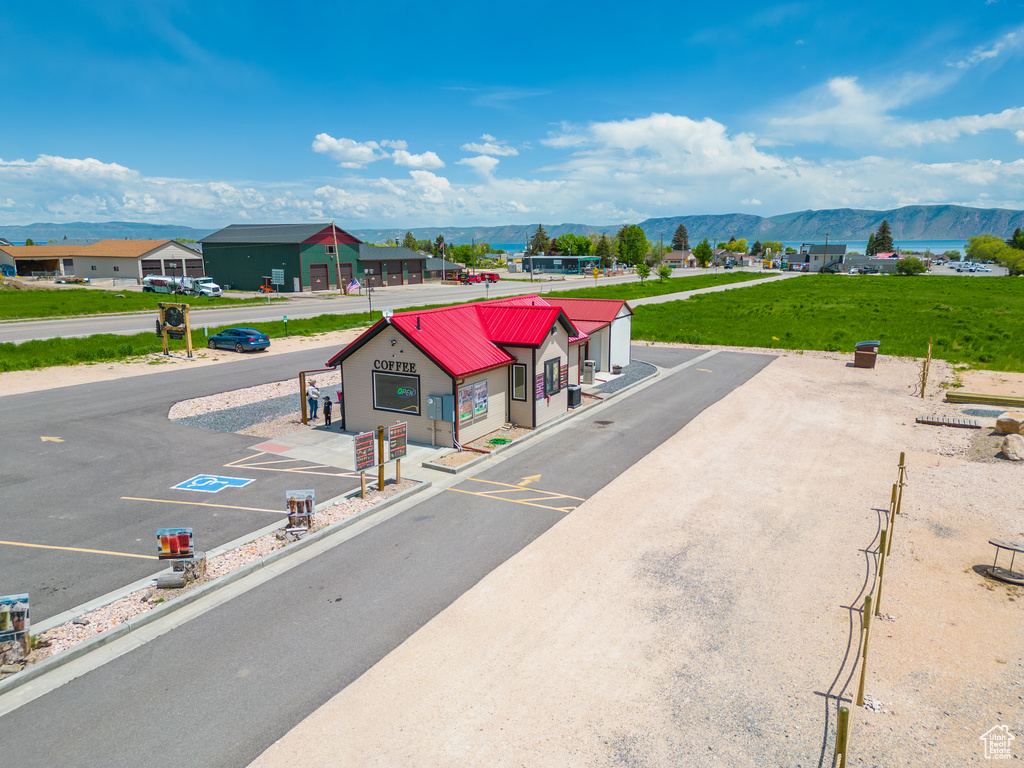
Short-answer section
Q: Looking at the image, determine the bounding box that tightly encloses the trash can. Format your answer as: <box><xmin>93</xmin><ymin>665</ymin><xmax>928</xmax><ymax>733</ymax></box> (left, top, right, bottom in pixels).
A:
<box><xmin>567</xmin><ymin>384</ymin><xmax>582</xmax><ymax>408</ymax></box>
<box><xmin>854</xmin><ymin>340</ymin><xmax>880</xmax><ymax>369</ymax></box>
<box><xmin>582</xmin><ymin>360</ymin><xmax>596</xmax><ymax>385</ymax></box>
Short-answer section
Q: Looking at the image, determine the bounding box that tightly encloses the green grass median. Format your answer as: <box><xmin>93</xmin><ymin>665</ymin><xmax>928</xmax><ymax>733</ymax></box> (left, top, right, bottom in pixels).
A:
<box><xmin>544</xmin><ymin>270</ymin><xmax>775</xmax><ymax>300</ymax></box>
<box><xmin>0</xmin><ymin>283</ymin><xmax>283</xmax><ymax>320</ymax></box>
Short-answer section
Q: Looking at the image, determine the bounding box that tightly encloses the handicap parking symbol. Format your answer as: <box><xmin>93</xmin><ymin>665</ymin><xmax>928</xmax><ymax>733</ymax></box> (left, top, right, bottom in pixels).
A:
<box><xmin>173</xmin><ymin>474</ymin><xmax>255</xmax><ymax>494</ymax></box>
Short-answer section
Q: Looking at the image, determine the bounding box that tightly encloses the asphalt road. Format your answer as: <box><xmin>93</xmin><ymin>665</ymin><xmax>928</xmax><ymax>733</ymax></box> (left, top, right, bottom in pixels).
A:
<box><xmin>0</xmin><ymin>347</ymin><xmax>774</xmax><ymax>768</ymax></box>
<box><xmin>0</xmin><ymin>345</ymin><xmax>359</xmax><ymax>622</ymax></box>
<box><xmin>0</xmin><ymin>271</ymin><xmax>656</xmax><ymax>344</ymax></box>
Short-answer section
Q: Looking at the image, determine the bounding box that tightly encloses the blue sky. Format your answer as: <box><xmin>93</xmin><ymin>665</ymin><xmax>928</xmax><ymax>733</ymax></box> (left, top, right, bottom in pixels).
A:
<box><xmin>1</xmin><ymin>1</ymin><xmax>1023</xmax><ymax>229</ymax></box>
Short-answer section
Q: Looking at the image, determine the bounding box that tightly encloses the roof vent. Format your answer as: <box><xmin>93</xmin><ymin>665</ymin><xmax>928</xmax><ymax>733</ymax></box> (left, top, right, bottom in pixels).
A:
<box><xmin>416</xmin><ymin>316</ymin><xmax>421</xmax><ymax>331</ymax></box>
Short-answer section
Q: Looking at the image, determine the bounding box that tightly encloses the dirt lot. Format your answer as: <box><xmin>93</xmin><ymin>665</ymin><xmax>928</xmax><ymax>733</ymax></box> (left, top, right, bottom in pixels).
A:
<box><xmin>3</xmin><ymin>342</ymin><xmax>1022</xmax><ymax>766</ymax></box>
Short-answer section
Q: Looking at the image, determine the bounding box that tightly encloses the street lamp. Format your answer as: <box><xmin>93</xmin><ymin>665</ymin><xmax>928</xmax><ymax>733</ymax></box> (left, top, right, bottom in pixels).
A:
<box><xmin>365</xmin><ymin>269</ymin><xmax>374</xmax><ymax>317</ymax></box>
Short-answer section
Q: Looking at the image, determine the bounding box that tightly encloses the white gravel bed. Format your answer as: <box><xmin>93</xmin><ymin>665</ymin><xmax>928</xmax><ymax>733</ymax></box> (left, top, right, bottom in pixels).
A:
<box><xmin>168</xmin><ymin>378</ymin><xmax>301</xmax><ymax>419</ymax></box>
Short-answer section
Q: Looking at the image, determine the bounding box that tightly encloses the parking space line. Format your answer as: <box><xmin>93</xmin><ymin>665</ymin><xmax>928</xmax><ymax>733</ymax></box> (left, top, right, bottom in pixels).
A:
<box><xmin>445</xmin><ymin>488</ymin><xmax>576</xmax><ymax>513</ymax></box>
<box><xmin>121</xmin><ymin>497</ymin><xmax>282</xmax><ymax>514</ymax></box>
<box><xmin>466</xmin><ymin>478</ymin><xmax>585</xmax><ymax>500</ymax></box>
<box><xmin>0</xmin><ymin>540</ymin><xmax>158</xmax><ymax>560</ymax></box>
<box><xmin>224</xmin><ymin>453</ymin><xmax>356</xmax><ymax>478</ymax></box>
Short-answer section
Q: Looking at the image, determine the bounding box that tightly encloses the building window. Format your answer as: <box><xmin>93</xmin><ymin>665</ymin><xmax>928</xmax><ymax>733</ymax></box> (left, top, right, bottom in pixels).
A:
<box><xmin>544</xmin><ymin>357</ymin><xmax>561</xmax><ymax>396</ymax></box>
<box><xmin>113</xmin><ymin>266</ymin><xmax>119</xmax><ymax>272</ymax></box>
<box><xmin>325</xmin><ymin>245</ymin><xmax>337</xmax><ymax>256</ymax></box>
<box><xmin>512</xmin><ymin>364</ymin><xmax>526</xmax><ymax>401</ymax></box>
<box><xmin>372</xmin><ymin>371</ymin><xmax>421</xmax><ymax>415</ymax></box>
<box><xmin>91</xmin><ymin>265</ymin><xmax>97</xmax><ymax>271</ymax></box>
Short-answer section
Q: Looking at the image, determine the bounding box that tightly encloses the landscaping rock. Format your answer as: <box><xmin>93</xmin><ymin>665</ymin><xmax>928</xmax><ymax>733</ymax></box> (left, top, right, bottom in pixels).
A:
<box><xmin>995</xmin><ymin>412</ymin><xmax>1024</xmax><ymax>434</ymax></box>
<box><xmin>1000</xmin><ymin>434</ymin><xmax>1024</xmax><ymax>461</ymax></box>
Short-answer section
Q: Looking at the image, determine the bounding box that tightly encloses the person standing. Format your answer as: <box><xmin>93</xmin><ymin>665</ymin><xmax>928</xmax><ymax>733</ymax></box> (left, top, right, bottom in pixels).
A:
<box><xmin>323</xmin><ymin>394</ymin><xmax>332</xmax><ymax>427</ymax></box>
<box><xmin>306</xmin><ymin>379</ymin><xmax>320</xmax><ymax>420</ymax></box>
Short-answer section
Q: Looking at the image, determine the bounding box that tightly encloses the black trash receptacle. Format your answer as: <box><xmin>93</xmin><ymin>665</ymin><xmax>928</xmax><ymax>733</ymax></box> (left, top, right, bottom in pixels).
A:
<box><xmin>854</xmin><ymin>340</ymin><xmax>881</xmax><ymax>369</ymax></box>
<box><xmin>567</xmin><ymin>384</ymin><xmax>582</xmax><ymax>408</ymax></box>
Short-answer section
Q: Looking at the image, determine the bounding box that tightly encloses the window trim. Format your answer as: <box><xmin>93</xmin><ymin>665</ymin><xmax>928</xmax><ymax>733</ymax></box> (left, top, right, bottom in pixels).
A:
<box><xmin>544</xmin><ymin>357</ymin><xmax>561</xmax><ymax>396</ymax></box>
<box><xmin>372</xmin><ymin>370</ymin><xmax>421</xmax><ymax>416</ymax></box>
<box><xmin>325</xmin><ymin>244</ymin><xmax>337</xmax><ymax>256</ymax></box>
<box><xmin>511</xmin><ymin>364</ymin><xmax>527</xmax><ymax>401</ymax></box>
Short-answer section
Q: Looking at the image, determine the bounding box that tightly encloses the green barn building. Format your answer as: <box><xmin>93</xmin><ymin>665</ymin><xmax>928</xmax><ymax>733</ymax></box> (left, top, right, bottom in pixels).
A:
<box><xmin>200</xmin><ymin>223</ymin><xmax>428</xmax><ymax>293</ymax></box>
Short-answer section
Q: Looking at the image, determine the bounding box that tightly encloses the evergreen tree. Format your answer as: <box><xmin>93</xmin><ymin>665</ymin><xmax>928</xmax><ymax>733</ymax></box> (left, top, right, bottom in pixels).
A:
<box><xmin>595</xmin><ymin>233</ymin><xmax>613</xmax><ymax>268</ymax></box>
<box><xmin>671</xmin><ymin>224</ymin><xmax>690</xmax><ymax>252</ymax></box>
<box><xmin>751</xmin><ymin>240</ymin><xmax>763</xmax><ymax>256</ymax></box>
<box><xmin>1012</xmin><ymin>227</ymin><xmax>1024</xmax><ymax>249</ymax></box>
<box><xmin>433</xmin><ymin>235</ymin><xmax>445</xmax><ymax>257</ymax></box>
<box><xmin>874</xmin><ymin>220</ymin><xmax>894</xmax><ymax>253</ymax></box>
<box><xmin>402</xmin><ymin>231</ymin><xmax>417</xmax><ymax>250</ymax></box>
<box><xmin>866</xmin><ymin>232</ymin><xmax>876</xmax><ymax>257</ymax></box>
<box><xmin>527</xmin><ymin>224</ymin><xmax>550</xmax><ymax>256</ymax></box>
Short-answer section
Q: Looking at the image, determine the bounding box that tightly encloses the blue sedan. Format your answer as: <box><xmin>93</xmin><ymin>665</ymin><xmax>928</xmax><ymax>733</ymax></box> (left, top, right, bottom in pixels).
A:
<box><xmin>208</xmin><ymin>327</ymin><xmax>270</xmax><ymax>352</ymax></box>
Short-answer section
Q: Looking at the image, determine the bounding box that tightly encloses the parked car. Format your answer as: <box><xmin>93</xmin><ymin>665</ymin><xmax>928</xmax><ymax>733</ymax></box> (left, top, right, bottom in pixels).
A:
<box><xmin>861</xmin><ymin>266</ymin><xmax>880</xmax><ymax>274</ymax></box>
<box><xmin>458</xmin><ymin>273</ymin><xmax>484</xmax><ymax>284</ymax></box>
<box><xmin>208</xmin><ymin>327</ymin><xmax>270</xmax><ymax>352</ymax></box>
<box><xmin>480</xmin><ymin>272</ymin><xmax>501</xmax><ymax>283</ymax></box>
<box><xmin>848</xmin><ymin>268</ymin><xmax>860</xmax><ymax>275</ymax></box>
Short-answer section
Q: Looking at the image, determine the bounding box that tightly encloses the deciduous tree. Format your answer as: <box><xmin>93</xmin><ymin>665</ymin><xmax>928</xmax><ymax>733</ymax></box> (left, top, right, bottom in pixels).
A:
<box><xmin>692</xmin><ymin>238</ymin><xmax>712</xmax><ymax>268</ymax></box>
<box><xmin>657</xmin><ymin>264</ymin><xmax>673</xmax><ymax>282</ymax></box>
<box><xmin>616</xmin><ymin>224</ymin><xmax>649</xmax><ymax>266</ymax></box>
<box><xmin>895</xmin><ymin>256</ymin><xmax>926</xmax><ymax>275</ymax></box>
<box><xmin>635</xmin><ymin>263</ymin><xmax>651</xmax><ymax>284</ymax></box>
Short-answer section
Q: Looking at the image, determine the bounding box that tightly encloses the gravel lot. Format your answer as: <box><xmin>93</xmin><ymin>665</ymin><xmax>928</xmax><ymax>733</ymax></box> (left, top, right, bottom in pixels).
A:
<box><xmin>249</xmin><ymin>348</ymin><xmax>1023</xmax><ymax>768</ymax></box>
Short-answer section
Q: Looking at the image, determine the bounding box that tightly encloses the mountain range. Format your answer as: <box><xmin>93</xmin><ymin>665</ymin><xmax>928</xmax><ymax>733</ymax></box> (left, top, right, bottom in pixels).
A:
<box><xmin>1</xmin><ymin>205</ymin><xmax>1022</xmax><ymax>247</ymax></box>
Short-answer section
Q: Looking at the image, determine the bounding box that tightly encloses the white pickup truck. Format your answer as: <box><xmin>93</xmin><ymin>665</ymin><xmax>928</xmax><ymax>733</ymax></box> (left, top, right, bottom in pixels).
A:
<box><xmin>142</xmin><ymin>275</ymin><xmax>223</xmax><ymax>297</ymax></box>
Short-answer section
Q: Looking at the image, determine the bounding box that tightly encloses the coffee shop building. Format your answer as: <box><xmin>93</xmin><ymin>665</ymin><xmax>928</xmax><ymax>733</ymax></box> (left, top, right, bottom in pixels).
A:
<box><xmin>326</xmin><ymin>295</ymin><xmax>631</xmax><ymax>448</ymax></box>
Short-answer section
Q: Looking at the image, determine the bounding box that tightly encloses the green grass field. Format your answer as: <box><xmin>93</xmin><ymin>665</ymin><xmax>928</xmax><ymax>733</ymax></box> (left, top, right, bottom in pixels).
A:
<box><xmin>0</xmin><ymin>282</ymin><xmax>280</xmax><ymax>320</ymax></box>
<box><xmin>633</xmin><ymin>275</ymin><xmax>1024</xmax><ymax>371</ymax></box>
<box><xmin>543</xmin><ymin>270</ymin><xmax>773</xmax><ymax>300</ymax></box>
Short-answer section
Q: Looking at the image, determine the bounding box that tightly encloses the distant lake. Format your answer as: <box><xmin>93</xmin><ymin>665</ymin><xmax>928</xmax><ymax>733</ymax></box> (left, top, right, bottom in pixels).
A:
<box><xmin>783</xmin><ymin>239</ymin><xmax>967</xmax><ymax>255</ymax></box>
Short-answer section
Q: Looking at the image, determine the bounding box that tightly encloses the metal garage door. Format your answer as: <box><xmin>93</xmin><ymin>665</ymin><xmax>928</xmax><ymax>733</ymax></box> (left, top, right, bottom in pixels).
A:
<box><xmin>338</xmin><ymin>262</ymin><xmax>353</xmax><ymax>289</ymax></box>
<box><xmin>141</xmin><ymin>259</ymin><xmax>162</xmax><ymax>276</ymax></box>
<box><xmin>406</xmin><ymin>260</ymin><xmax>422</xmax><ymax>284</ymax></box>
<box><xmin>310</xmin><ymin>263</ymin><xmax>329</xmax><ymax>291</ymax></box>
<box><xmin>386</xmin><ymin>260</ymin><xmax>403</xmax><ymax>286</ymax></box>
<box><xmin>365</xmin><ymin>261</ymin><xmax>383</xmax><ymax>287</ymax></box>
<box><xmin>185</xmin><ymin>259</ymin><xmax>204</xmax><ymax>277</ymax></box>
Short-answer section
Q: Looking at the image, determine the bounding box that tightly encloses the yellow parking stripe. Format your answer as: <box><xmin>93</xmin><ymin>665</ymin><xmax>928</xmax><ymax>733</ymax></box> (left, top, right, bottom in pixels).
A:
<box><xmin>446</xmin><ymin>487</ymin><xmax>576</xmax><ymax>513</ymax></box>
<box><xmin>0</xmin><ymin>540</ymin><xmax>158</xmax><ymax>560</ymax></box>
<box><xmin>466</xmin><ymin>478</ymin><xmax>585</xmax><ymax>500</ymax></box>
<box><xmin>121</xmin><ymin>497</ymin><xmax>282</xmax><ymax>514</ymax></box>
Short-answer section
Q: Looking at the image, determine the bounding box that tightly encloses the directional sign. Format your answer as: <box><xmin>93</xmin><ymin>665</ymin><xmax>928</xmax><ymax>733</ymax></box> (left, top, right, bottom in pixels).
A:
<box><xmin>172</xmin><ymin>475</ymin><xmax>255</xmax><ymax>494</ymax></box>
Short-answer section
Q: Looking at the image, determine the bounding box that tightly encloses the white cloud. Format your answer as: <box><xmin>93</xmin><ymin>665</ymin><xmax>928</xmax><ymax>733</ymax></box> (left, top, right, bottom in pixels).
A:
<box><xmin>947</xmin><ymin>26</ymin><xmax>1024</xmax><ymax>70</ymax></box>
<box><xmin>460</xmin><ymin>136</ymin><xmax>519</xmax><ymax>156</ymax></box>
<box><xmin>311</xmin><ymin>134</ymin><xmax>384</xmax><ymax>168</ymax></box>
<box><xmin>457</xmin><ymin>156</ymin><xmax>500</xmax><ymax>176</ymax></box>
<box><xmin>391</xmin><ymin>149</ymin><xmax>445</xmax><ymax>170</ymax></box>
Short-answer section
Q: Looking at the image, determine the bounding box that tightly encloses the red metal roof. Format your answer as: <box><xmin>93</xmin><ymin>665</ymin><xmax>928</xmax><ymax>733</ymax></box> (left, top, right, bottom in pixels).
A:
<box><xmin>477</xmin><ymin>305</ymin><xmax>566</xmax><ymax>346</ymax></box>
<box><xmin>542</xmin><ymin>297</ymin><xmax>631</xmax><ymax>323</ymax></box>
<box><xmin>327</xmin><ymin>294</ymin><xmax>627</xmax><ymax>377</ymax></box>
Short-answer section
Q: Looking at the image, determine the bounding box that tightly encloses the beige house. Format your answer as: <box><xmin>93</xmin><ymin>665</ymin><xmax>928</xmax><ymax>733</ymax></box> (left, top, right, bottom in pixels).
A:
<box><xmin>0</xmin><ymin>239</ymin><xmax>204</xmax><ymax>281</ymax></box>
